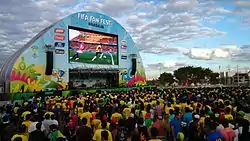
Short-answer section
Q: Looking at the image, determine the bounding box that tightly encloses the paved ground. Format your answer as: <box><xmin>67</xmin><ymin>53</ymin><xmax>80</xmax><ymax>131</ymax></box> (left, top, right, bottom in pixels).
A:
<box><xmin>0</xmin><ymin>101</ymin><xmax>11</xmax><ymax>106</ymax></box>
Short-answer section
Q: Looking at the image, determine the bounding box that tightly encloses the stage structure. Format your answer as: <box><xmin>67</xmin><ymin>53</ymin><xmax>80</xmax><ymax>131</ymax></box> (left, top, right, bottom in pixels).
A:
<box><xmin>0</xmin><ymin>12</ymin><xmax>146</xmax><ymax>93</ymax></box>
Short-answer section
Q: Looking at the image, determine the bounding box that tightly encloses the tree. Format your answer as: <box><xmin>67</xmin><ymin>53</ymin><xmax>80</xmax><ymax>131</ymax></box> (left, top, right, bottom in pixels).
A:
<box><xmin>173</xmin><ymin>66</ymin><xmax>215</xmax><ymax>85</ymax></box>
<box><xmin>210</xmin><ymin>72</ymin><xmax>219</xmax><ymax>84</ymax></box>
<box><xmin>158</xmin><ymin>72</ymin><xmax>174</xmax><ymax>85</ymax></box>
<box><xmin>147</xmin><ymin>79</ymin><xmax>158</xmax><ymax>86</ymax></box>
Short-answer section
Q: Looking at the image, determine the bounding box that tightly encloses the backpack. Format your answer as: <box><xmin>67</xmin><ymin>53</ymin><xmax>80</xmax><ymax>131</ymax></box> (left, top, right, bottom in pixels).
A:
<box><xmin>116</xmin><ymin>127</ymin><xmax>128</xmax><ymax>141</ymax></box>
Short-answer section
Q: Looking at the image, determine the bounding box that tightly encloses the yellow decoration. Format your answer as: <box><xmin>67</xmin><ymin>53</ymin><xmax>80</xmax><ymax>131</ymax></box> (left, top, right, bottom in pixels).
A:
<box><xmin>27</xmin><ymin>78</ymin><xmax>44</xmax><ymax>92</ymax></box>
<box><xmin>13</xmin><ymin>83</ymin><xmax>20</xmax><ymax>93</ymax></box>
<box><xmin>58</xmin><ymin>82</ymin><xmax>68</xmax><ymax>89</ymax></box>
<box><xmin>33</xmin><ymin>64</ymin><xmax>51</xmax><ymax>80</ymax></box>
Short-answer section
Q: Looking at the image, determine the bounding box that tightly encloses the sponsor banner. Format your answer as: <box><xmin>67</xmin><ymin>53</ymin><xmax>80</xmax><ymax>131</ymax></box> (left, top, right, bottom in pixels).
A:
<box><xmin>121</xmin><ymin>55</ymin><xmax>127</xmax><ymax>60</ymax></box>
<box><xmin>54</xmin><ymin>42</ymin><xmax>65</xmax><ymax>48</ymax></box>
<box><xmin>55</xmin><ymin>49</ymin><xmax>65</xmax><ymax>54</ymax></box>
<box><xmin>121</xmin><ymin>45</ymin><xmax>127</xmax><ymax>49</ymax></box>
<box><xmin>121</xmin><ymin>40</ymin><xmax>127</xmax><ymax>49</ymax></box>
<box><xmin>54</xmin><ymin>28</ymin><xmax>65</xmax><ymax>34</ymax></box>
<box><xmin>54</xmin><ymin>35</ymin><xmax>65</xmax><ymax>41</ymax></box>
<box><xmin>121</xmin><ymin>49</ymin><xmax>127</xmax><ymax>54</ymax></box>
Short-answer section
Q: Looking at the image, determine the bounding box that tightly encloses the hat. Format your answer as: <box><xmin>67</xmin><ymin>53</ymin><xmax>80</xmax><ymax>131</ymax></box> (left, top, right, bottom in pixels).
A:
<box><xmin>208</xmin><ymin>110</ymin><xmax>213</xmax><ymax>115</ymax></box>
<box><xmin>238</xmin><ymin>111</ymin><xmax>245</xmax><ymax>117</ymax></box>
<box><xmin>194</xmin><ymin>114</ymin><xmax>200</xmax><ymax>119</ymax></box>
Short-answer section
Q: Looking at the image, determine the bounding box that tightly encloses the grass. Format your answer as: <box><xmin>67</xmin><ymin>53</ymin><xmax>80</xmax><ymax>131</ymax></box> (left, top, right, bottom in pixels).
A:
<box><xmin>69</xmin><ymin>50</ymin><xmax>118</xmax><ymax>65</ymax></box>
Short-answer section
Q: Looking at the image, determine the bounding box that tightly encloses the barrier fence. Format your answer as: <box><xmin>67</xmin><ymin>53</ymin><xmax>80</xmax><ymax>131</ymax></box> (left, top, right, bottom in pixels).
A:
<box><xmin>10</xmin><ymin>86</ymin><xmax>154</xmax><ymax>100</ymax></box>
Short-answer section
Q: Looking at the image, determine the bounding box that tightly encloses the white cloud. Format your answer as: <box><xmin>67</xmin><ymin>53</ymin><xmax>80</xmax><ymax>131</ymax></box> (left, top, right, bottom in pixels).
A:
<box><xmin>236</xmin><ymin>1</ymin><xmax>250</xmax><ymax>7</ymax></box>
<box><xmin>234</xmin><ymin>0</ymin><xmax>250</xmax><ymax>26</ymax></box>
<box><xmin>0</xmin><ymin>0</ymin><xmax>247</xmax><ymax>77</ymax></box>
<box><xmin>144</xmin><ymin>45</ymin><xmax>240</xmax><ymax>60</ymax></box>
<box><xmin>146</xmin><ymin>60</ymin><xmax>188</xmax><ymax>78</ymax></box>
<box><xmin>101</xmin><ymin>0</ymin><xmax>136</xmax><ymax>16</ymax></box>
<box><xmin>147</xmin><ymin>60</ymin><xmax>187</xmax><ymax>71</ymax></box>
<box><xmin>123</xmin><ymin>0</ymin><xmax>230</xmax><ymax>53</ymax></box>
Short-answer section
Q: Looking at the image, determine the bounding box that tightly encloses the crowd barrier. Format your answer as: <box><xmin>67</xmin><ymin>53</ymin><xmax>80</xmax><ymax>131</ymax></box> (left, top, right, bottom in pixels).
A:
<box><xmin>10</xmin><ymin>86</ymin><xmax>154</xmax><ymax>100</ymax></box>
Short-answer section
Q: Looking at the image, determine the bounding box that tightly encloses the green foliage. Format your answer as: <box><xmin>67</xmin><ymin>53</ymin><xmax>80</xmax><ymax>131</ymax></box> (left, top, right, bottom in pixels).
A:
<box><xmin>173</xmin><ymin>66</ymin><xmax>219</xmax><ymax>85</ymax></box>
<box><xmin>119</xmin><ymin>81</ymin><xmax>128</xmax><ymax>87</ymax></box>
<box><xmin>158</xmin><ymin>72</ymin><xmax>174</xmax><ymax>85</ymax></box>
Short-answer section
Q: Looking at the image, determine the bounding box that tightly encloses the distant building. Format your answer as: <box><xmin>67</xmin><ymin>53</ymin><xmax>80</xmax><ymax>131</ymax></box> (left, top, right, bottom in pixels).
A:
<box><xmin>232</xmin><ymin>73</ymin><xmax>250</xmax><ymax>86</ymax></box>
<box><xmin>219</xmin><ymin>72</ymin><xmax>225</xmax><ymax>78</ymax></box>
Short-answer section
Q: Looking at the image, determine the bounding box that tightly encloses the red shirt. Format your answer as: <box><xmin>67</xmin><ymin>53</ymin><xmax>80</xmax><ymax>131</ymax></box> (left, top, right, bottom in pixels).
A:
<box><xmin>71</xmin><ymin>114</ymin><xmax>78</xmax><ymax>128</ymax></box>
<box><xmin>219</xmin><ymin>113</ymin><xmax>225</xmax><ymax>119</ymax></box>
<box><xmin>220</xmin><ymin>127</ymin><xmax>235</xmax><ymax>141</ymax></box>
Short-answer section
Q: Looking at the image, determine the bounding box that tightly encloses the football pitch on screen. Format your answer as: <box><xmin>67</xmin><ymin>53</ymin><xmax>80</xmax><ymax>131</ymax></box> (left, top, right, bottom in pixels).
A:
<box><xmin>69</xmin><ymin>50</ymin><xmax>118</xmax><ymax>65</ymax></box>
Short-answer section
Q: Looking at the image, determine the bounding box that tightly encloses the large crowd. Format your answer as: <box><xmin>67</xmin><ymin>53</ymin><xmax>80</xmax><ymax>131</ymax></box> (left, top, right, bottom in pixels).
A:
<box><xmin>0</xmin><ymin>87</ymin><xmax>250</xmax><ymax>141</ymax></box>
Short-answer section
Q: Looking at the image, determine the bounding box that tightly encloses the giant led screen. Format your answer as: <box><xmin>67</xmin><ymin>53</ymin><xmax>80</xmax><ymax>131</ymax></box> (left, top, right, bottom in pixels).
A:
<box><xmin>68</xmin><ymin>26</ymin><xmax>118</xmax><ymax>65</ymax></box>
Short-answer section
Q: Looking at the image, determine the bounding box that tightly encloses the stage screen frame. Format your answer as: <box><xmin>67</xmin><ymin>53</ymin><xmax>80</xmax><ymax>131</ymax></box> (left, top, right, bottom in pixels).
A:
<box><xmin>68</xmin><ymin>26</ymin><xmax>119</xmax><ymax>65</ymax></box>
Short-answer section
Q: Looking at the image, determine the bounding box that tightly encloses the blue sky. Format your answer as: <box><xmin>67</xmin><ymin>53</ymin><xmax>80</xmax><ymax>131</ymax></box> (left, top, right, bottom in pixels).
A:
<box><xmin>0</xmin><ymin>0</ymin><xmax>250</xmax><ymax>79</ymax></box>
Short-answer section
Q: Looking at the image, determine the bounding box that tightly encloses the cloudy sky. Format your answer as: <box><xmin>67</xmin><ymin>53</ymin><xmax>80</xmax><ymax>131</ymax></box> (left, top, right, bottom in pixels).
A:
<box><xmin>1</xmin><ymin>0</ymin><xmax>250</xmax><ymax>79</ymax></box>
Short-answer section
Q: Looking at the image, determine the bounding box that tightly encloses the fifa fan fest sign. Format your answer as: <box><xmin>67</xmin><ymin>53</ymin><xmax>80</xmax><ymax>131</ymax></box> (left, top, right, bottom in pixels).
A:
<box><xmin>77</xmin><ymin>13</ymin><xmax>112</xmax><ymax>28</ymax></box>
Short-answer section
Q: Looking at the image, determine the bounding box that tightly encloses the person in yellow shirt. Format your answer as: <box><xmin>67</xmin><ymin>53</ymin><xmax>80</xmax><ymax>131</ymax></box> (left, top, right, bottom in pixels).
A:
<box><xmin>61</xmin><ymin>101</ymin><xmax>68</xmax><ymax>121</ymax></box>
<box><xmin>22</xmin><ymin>114</ymin><xmax>32</xmax><ymax>129</ymax></box>
<box><xmin>80</xmin><ymin>111</ymin><xmax>92</xmax><ymax>127</ymax></box>
<box><xmin>165</xmin><ymin>103</ymin><xmax>174</xmax><ymax>115</ymax></box>
<box><xmin>21</xmin><ymin>111</ymin><xmax>31</xmax><ymax>120</ymax></box>
<box><xmin>13</xmin><ymin>103</ymin><xmax>20</xmax><ymax>125</ymax></box>
<box><xmin>224</xmin><ymin>107</ymin><xmax>233</xmax><ymax>121</ymax></box>
<box><xmin>111</xmin><ymin>111</ymin><xmax>122</xmax><ymax>124</ymax></box>
<box><xmin>11</xmin><ymin>125</ymin><xmax>28</xmax><ymax>141</ymax></box>
<box><xmin>77</xmin><ymin>104</ymin><xmax>84</xmax><ymax>117</ymax></box>
<box><xmin>13</xmin><ymin>103</ymin><xmax>20</xmax><ymax>116</ymax></box>
<box><xmin>92</xmin><ymin>118</ymin><xmax>101</xmax><ymax>132</ymax></box>
<box><xmin>93</xmin><ymin>121</ymin><xmax>113</xmax><ymax>141</ymax></box>
<box><xmin>123</xmin><ymin>107</ymin><xmax>131</xmax><ymax>119</ymax></box>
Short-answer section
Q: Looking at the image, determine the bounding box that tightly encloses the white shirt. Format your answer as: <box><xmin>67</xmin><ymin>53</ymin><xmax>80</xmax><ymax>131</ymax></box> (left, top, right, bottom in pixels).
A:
<box><xmin>42</xmin><ymin>119</ymin><xmax>53</xmax><ymax>131</ymax></box>
<box><xmin>234</xmin><ymin>129</ymin><xmax>239</xmax><ymax>141</ymax></box>
<box><xmin>216</xmin><ymin>124</ymin><xmax>224</xmax><ymax>131</ymax></box>
<box><xmin>28</xmin><ymin>122</ymin><xmax>45</xmax><ymax>133</ymax></box>
<box><xmin>51</xmin><ymin>120</ymin><xmax>59</xmax><ymax>126</ymax></box>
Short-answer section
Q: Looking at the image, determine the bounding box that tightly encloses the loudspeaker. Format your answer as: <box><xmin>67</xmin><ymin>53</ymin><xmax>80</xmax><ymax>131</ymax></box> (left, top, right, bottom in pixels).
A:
<box><xmin>45</xmin><ymin>51</ymin><xmax>53</xmax><ymax>75</ymax></box>
<box><xmin>131</xmin><ymin>58</ymin><xmax>136</xmax><ymax>76</ymax></box>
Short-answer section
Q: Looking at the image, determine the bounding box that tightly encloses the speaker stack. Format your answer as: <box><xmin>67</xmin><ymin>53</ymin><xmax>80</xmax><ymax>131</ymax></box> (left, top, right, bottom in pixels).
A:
<box><xmin>130</xmin><ymin>54</ymin><xmax>137</xmax><ymax>76</ymax></box>
<box><xmin>45</xmin><ymin>51</ymin><xmax>53</xmax><ymax>75</ymax></box>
